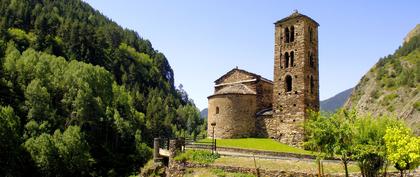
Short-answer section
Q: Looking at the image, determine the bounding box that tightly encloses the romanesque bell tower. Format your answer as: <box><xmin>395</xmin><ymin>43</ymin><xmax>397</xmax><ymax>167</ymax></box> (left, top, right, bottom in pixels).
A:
<box><xmin>272</xmin><ymin>11</ymin><xmax>319</xmax><ymax>147</ymax></box>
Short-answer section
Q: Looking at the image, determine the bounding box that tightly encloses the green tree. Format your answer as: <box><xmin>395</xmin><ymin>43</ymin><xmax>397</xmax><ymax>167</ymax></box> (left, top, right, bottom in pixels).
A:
<box><xmin>330</xmin><ymin>110</ymin><xmax>356</xmax><ymax>177</ymax></box>
<box><xmin>24</xmin><ymin>126</ymin><xmax>92</xmax><ymax>177</ymax></box>
<box><xmin>53</xmin><ymin>126</ymin><xmax>93</xmax><ymax>176</ymax></box>
<box><xmin>305</xmin><ymin>109</ymin><xmax>356</xmax><ymax>177</ymax></box>
<box><xmin>0</xmin><ymin>106</ymin><xmax>21</xmax><ymax>176</ymax></box>
<box><xmin>24</xmin><ymin>133</ymin><xmax>59</xmax><ymax>177</ymax></box>
<box><xmin>384</xmin><ymin>126</ymin><xmax>420</xmax><ymax>177</ymax></box>
<box><xmin>176</xmin><ymin>104</ymin><xmax>201</xmax><ymax>139</ymax></box>
<box><xmin>304</xmin><ymin>110</ymin><xmax>335</xmax><ymax>176</ymax></box>
<box><xmin>352</xmin><ymin>115</ymin><xmax>401</xmax><ymax>177</ymax></box>
<box><xmin>0</xmin><ymin>0</ymin><xmax>203</xmax><ymax>175</ymax></box>
<box><xmin>25</xmin><ymin>79</ymin><xmax>55</xmax><ymax>125</ymax></box>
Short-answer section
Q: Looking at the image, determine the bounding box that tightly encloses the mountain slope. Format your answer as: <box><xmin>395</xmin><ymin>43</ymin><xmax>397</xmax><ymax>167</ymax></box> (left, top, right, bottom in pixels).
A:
<box><xmin>320</xmin><ymin>88</ymin><xmax>353</xmax><ymax>112</ymax></box>
<box><xmin>200</xmin><ymin>108</ymin><xmax>208</xmax><ymax>118</ymax></box>
<box><xmin>344</xmin><ymin>24</ymin><xmax>420</xmax><ymax>134</ymax></box>
<box><xmin>0</xmin><ymin>0</ymin><xmax>203</xmax><ymax>176</ymax></box>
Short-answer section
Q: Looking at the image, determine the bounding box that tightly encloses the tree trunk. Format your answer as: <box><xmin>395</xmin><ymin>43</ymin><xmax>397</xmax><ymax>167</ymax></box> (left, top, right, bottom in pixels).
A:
<box><xmin>400</xmin><ymin>169</ymin><xmax>404</xmax><ymax>177</ymax></box>
<box><xmin>343</xmin><ymin>160</ymin><xmax>349</xmax><ymax>177</ymax></box>
<box><xmin>382</xmin><ymin>161</ymin><xmax>388</xmax><ymax>177</ymax></box>
<box><xmin>317</xmin><ymin>159</ymin><xmax>321</xmax><ymax>177</ymax></box>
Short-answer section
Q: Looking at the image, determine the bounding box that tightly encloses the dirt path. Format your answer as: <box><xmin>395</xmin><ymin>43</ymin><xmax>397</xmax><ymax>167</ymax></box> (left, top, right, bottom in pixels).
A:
<box><xmin>186</xmin><ymin>147</ymin><xmax>343</xmax><ymax>163</ymax></box>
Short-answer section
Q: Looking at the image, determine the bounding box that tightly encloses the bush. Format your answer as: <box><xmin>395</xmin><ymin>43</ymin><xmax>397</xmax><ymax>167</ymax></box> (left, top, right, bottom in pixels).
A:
<box><xmin>381</xmin><ymin>93</ymin><xmax>398</xmax><ymax>106</ymax></box>
<box><xmin>398</xmin><ymin>69</ymin><xmax>415</xmax><ymax>87</ymax></box>
<box><xmin>174</xmin><ymin>150</ymin><xmax>220</xmax><ymax>164</ymax></box>
<box><xmin>376</xmin><ymin>67</ymin><xmax>387</xmax><ymax>81</ymax></box>
<box><xmin>370</xmin><ymin>89</ymin><xmax>380</xmax><ymax>99</ymax></box>
<box><xmin>414</xmin><ymin>102</ymin><xmax>420</xmax><ymax>111</ymax></box>
<box><xmin>387</xmin><ymin>105</ymin><xmax>395</xmax><ymax>112</ymax></box>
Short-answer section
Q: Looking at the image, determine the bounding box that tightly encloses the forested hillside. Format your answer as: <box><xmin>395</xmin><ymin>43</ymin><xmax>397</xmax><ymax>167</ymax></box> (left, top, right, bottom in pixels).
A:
<box><xmin>345</xmin><ymin>25</ymin><xmax>420</xmax><ymax>134</ymax></box>
<box><xmin>0</xmin><ymin>0</ymin><xmax>204</xmax><ymax>176</ymax></box>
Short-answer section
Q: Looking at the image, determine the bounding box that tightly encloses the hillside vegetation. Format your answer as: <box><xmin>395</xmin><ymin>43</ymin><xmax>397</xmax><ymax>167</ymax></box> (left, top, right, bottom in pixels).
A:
<box><xmin>0</xmin><ymin>0</ymin><xmax>204</xmax><ymax>176</ymax></box>
<box><xmin>345</xmin><ymin>25</ymin><xmax>420</xmax><ymax>134</ymax></box>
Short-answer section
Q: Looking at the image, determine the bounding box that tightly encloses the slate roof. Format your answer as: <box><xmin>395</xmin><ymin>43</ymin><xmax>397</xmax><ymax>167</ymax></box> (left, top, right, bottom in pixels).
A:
<box><xmin>214</xmin><ymin>84</ymin><xmax>256</xmax><ymax>95</ymax></box>
<box><xmin>214</xmin><ymin>67</ymin><xmax>272</xmax><ymax>84</ymax></box>
<box><xmin>274</xmin><ymin>11</ymin><xmax>319</xmax><ymax>26</ymax></box>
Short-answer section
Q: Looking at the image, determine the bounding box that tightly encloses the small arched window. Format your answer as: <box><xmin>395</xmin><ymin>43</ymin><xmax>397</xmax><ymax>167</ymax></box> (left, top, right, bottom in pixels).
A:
<box><xmin>309</xmin><ymin>52</ymin><xmax>314</xmax><ymax>68</ymax></box>
<box><xmin>290</xmin><ymin>51</ymin><xmax>294</xmax><ymax>67</ymax></box>
<box><xmin>285</xmin><ymin>75</ymin><xmax>292</xmax><ymax>92</ymax></box>
<box><xmin>284</xmin><ymin>52</ymin><xmax>289</xmax><ymax>68</ymax></box>
<box><xmin>310</xmin><ymin>76</ymin><xmax>314</xmax><ymax>94</ymax></box>
<box><xmin>290</xmin><ymin>26</ymin><xmax>295</xmax><ymax>42</ymax></box>
<box><xmin>309</xmin><ymin>27</ymin><xmax>313</xmax><ymax>43</ymax></box>
<box><xmin>284</xmin><ymin>27</ymin><xmax>290</xmax><ymax>43</ymax></box>
<box><xmin>216</xmin><ymin>107</ymin><xmax>219</xmax><ymax>114</ymax></box>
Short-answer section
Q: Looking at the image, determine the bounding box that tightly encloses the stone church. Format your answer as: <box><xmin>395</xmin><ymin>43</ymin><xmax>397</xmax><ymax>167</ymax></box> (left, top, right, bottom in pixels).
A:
<box><xmin>207</xmin><ymin>11</ymin><xmax>319</xmax><ymax>147</ymax></box>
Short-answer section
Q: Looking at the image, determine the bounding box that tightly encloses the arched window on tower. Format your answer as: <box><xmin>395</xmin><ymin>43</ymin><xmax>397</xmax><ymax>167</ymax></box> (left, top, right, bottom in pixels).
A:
<box><xmin>216</xmin><ymin>107</ymin><xmax>219</xmax><ymax>114</ymax></box>
<box><xmin>285</xmin><ymin>75</ymin><xmax>292</xmax><ymax>92</ymax></box>
<box><xmin>309</xmin><ymin>27</ymin><xmax>313</xmax><ymax>43</ymax></box>
<box><xmin>284</xmin><ymin>27</ymin><xmax>290</xmax><ymax>43</ymax></box>
<box><xmin>310</xmin><ymin>76</ymin><xmax>314</xmax><ymax>94</ymax></box>
<box><xmin>284</xmin><ymin>52</ymin><xmax>289</xmax><ymax>68</ymax></box>
<box><xmin>309</xmin><ymin>52</ymin><xmax>314</xmax><ymax>68</ymax></box>
<box><xmin>290</xmin><ymin>51</ymin><xmax>294</xmax><ymax>67</ymax></box>
<box><xmin>290</xmin><ymin>26</ymin><xmax>295</xmax><ymax>42</ymax></box>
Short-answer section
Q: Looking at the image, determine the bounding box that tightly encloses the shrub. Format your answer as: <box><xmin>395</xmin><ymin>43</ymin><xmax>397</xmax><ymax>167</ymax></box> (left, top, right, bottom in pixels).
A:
<box><xmin>174</xmin><ymin>150</ymin><xmax>220</xmax><ymax>164</ymax></box>
<box><xmin>387</xmin><ymin>105</ymin><xmax>395</xmax><ymax>112</ymax></box>
<box><xmin>386</xmin><ymin>79</ymin><xmax>395</xmax><ymax>88</ymax></box>
<box><xmin>414</xmin><ymin>102</ymin><xmax>420</xmax><ymax>111</ymax></box>
<box><xmin>376</xmin><ymin>67</ymin><xmax>387</xmax><ymax>81</ymax></box>
<box><xmin>381</xmin><ymin>93</ymin><xmax>398</xmax><ymax>106</ymax></box>
<box><xmin>398</xmin><ymin>69</ymin><xmax>415</xmax><ymax>87</ymax></box>
<box><xmin>370</xmin><ymin>90</ymin><xmax>380</xmax><ymax>99</ymax></box>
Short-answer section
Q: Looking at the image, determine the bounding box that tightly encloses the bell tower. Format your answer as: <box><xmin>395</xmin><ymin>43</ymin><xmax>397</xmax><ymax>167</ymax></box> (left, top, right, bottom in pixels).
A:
<box><xmin>272</xmin><ymin>11</ymin><xmax>319</xmax><ymax>147</ymax></box>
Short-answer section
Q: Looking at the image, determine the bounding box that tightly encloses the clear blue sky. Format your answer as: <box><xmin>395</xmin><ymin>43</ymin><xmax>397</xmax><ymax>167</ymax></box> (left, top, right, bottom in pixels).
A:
<box><xmin>84</xmin><ymin>0</ymin><xmax>419</xmax><ymax>110</ymax></box>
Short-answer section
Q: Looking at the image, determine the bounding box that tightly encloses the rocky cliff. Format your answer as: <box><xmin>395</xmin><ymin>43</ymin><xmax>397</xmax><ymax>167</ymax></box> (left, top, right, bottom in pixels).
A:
<box><xmin>344</xmin><ymin>24</ymin><xmax>420</xmax><ymax>134</ymax></box>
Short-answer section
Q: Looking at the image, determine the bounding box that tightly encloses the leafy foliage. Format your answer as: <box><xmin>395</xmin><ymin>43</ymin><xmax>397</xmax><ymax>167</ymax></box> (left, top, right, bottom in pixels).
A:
<box><xmin>24</xmin><ymin>126</ymin><xmax>92</xmax><ymax>177</ymax></box>
<box><xmin>305</xmin><ymin>110</ymin><xmax>356</xmax><ymax>176</ymax></box>
<box><xmin>174</xmin><ymin>150</ymin><xmax>220</xmax><ymax>164</ymax></box>
<box><xmin>0</xmin><ymin>0</ymin><xmax>204</xmax><ymax>176</ymax></box>
<box><xmin>305</xmin><ymin>110</ymin><xmax>406</xmax><ymax>177</ymax></box>
<box><xmin>384</xmin><ymin>126</ymin><xmax>420</xmax><ymax>176</ymax></box>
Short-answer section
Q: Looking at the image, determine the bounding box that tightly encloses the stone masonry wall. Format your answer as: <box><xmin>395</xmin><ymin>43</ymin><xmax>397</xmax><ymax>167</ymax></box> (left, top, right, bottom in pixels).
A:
<box><xmin>272</xmin><ymin>16</ymin><xmax>319</xmax><ymax>147</ymax></box>
<box><xmin>207</xmin><ymin>94</ymin><xmax>256</xmax><ymax>139</ymax></box>
<box><xmin>256</xmin><ymin>81</ymin><xmax>273</xmax><ymax>111</ymax></box>
<box><xmin>256</xmin><ymin>115</ymin><xmax>276</xmax><ymax>138</ymax></box>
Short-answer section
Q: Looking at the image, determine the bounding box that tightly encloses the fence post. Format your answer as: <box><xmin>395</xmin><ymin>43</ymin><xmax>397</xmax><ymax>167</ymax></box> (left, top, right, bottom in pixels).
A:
<box><xmin>153</xmin><ymin>138</ymin><xmax>160</xmax><ymax>163</ymax></box>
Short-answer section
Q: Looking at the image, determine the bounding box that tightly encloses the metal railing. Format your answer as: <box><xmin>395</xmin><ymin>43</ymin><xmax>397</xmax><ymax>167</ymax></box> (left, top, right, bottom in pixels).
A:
<box><xmin>185</xmin><ymin>137</ymin><xmax>217</xmax><ymax>154</ymax></box>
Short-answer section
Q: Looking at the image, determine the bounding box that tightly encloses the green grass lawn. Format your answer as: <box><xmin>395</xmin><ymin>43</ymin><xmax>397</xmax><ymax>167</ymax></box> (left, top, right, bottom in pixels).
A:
<box><xmin>197</xmin><ymin>138</ymin><xmax>313</xmax><ymax>155</ymax></box>
<box><xmin>184</xmin><ymin>168</ymin><xmax>255</xmax><ymax>177</ymax></box>
<box><xmin>214</xmin><ymin>156</ymin><xmax>360</xmax><ymax>174</ymax></box>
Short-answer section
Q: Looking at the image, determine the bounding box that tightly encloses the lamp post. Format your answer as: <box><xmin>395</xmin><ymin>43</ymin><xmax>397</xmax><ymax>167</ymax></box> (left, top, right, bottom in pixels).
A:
<box><xmin>211</xmin><ymin>122</ymin><xmax>216</xmax><ymax>154</ymax></box>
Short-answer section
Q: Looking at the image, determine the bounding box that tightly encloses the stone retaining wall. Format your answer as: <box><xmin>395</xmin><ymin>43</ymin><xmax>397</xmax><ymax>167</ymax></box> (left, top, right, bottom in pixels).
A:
<box><xmin>168</xmin><ymin>161</ymin><xmax>323</xmax><ymax>177</ymax></box>
<box><xmin>168</xmin><ymin>161</ymin><xmax>416</xmax><ymax>177</ymax></box>
<box><xmin>215</xmin><ymin>146</ymin><xmax>317</xmax><ymax>159</ymax></box>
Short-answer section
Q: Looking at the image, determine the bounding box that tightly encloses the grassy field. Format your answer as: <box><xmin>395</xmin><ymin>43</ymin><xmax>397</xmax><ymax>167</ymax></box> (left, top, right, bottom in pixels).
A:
<box><xmin>184</xmin><ymin>168</ymin><xmax>255</xmax><ymax>177</ymax></box>
<box><xmin>214</xmin><ymin>156</ymin><xmax>360</xmax><ymax>174</ymax></box>
<box><xmin>197</xmin><ymin>138</ymin><xmax>313</xmax><ymax>155</ymax></box>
